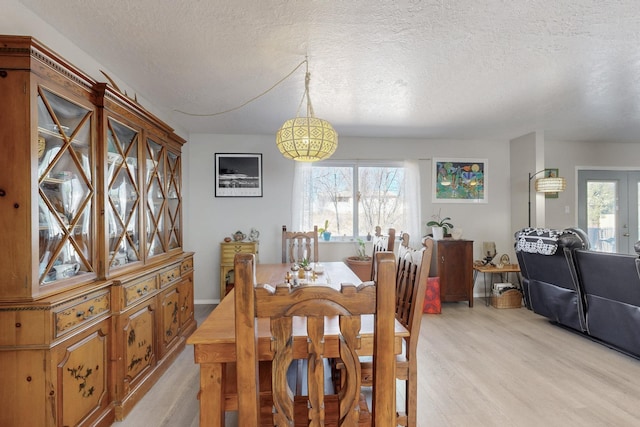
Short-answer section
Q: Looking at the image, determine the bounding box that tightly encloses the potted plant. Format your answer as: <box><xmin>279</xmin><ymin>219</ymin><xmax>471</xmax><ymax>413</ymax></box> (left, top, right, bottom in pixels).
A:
<box><xmin>318</xmin><ymin>219</ymin><xmax>331</xmax><ymax>241</ymax></box>
<box><xmin>427</xmin><ymin>210</ymin><xmax>454</xmax><ymax>240</ymax></box>
<box><xmin>297</xmin><ymin>257</ymin><xmax>312</xmax><ymax>278</ymax></box>
<box><xmin>345</xmin><ymin>238</ymin><xmax>372</xmax><ymax>281</ymax></box>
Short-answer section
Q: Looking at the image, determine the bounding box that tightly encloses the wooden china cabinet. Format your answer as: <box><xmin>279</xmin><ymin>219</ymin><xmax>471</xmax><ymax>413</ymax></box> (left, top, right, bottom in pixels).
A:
<box><xmin>0</xmin><ymin>35</ymin><xmax>195</xmax><ymax>426</ymax></box>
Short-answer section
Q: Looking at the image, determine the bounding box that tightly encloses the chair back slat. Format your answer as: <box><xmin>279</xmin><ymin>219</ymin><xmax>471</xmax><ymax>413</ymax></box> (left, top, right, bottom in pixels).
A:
<box><xmin>372</xmin><ymin>226</ymin><xmax>396</xmax><ymax>253</ymax></box>
<box><xmin>396</xmin><ymin>253</ymin><xmax>417</xmax><ymax>326</ymax></box>
<box><xmin>235</xmin><ymin>252</ymin><xmax>397</xmax><ymax>426</ymax></box>
<box><xmin>282</xmin><ymin>225</ymin><xmax>319</xmax><ymax>263</ymax></box>
<box><xmin>371</xmin><ymin>227</ymin><xmax>396</xmax><ymax>280</ymax></box>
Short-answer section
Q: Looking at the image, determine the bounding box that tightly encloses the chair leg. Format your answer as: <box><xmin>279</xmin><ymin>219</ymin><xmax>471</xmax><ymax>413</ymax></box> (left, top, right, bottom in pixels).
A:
<box><xmin>395</xmin><ymin>377</ymin><xmax>408</xmax><ymax>426</ymax></box>
<box><xmin>395</xmin><ymin>362</ymin><xmax>416</xmax><ymax>427</ymax></box>
<box><xmin>406</xmin><ymin>370</ymin><xmax>417</xmax><ymax>427</ymax></box>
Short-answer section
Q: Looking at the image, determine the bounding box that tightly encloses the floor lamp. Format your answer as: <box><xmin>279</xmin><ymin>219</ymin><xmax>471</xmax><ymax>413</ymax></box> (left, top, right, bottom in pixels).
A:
<box><xmin>528</xmin><ymin>170</ymin><xmax>567</xmax><ymax>227</ymax></box>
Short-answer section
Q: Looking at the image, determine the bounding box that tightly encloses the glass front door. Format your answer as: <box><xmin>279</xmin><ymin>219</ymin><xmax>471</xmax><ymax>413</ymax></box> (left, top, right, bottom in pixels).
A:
<box><xmin>578</xmin><ymin>170</ymin><xmax>640</xmax><ymax>254</ymax></box>
<box><xmin>37</xmin><ymin>87</ymin><xmax>94</xmax><ymax>284</ymax></box>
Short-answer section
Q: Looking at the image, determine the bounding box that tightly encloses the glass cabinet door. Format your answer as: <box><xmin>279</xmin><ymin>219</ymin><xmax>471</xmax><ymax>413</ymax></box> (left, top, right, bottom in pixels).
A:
<box><xmin>37</xmin><ymin>87</ymin><xmax>94</xmax><ymax>284</ymax></box>
<box><xmin>145</xmin><ymin>138</ymin><xmax>166</xmax><ymax>257</ymax></box>
<box><xmin>106</xmin><ymin>118</ymin><xmax>141</xmax><ymax>268</ymax></box>
<box><xmin>167</xmin><ymin>151</ymin><xmax>181</xmax><ymax>250</ymax></box>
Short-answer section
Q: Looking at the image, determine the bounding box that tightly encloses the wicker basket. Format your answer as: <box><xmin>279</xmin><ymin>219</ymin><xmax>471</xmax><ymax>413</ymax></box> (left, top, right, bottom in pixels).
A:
<box><xmin>491</xmin><ymin>289</ymin><xmax>522</xmax><ymax>309</ymax></box>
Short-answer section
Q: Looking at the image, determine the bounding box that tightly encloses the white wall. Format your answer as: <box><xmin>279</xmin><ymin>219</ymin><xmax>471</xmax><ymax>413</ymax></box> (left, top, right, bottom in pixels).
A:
<box><xmin>544</xmin><ymin>140</ymin><xmax>640</xmax><ymax>229</ymax></box>
<box><xmin>186</xmin><ymin>134</ymin><xmax>514</xmax><ymax>302</ymax></box>
<box><xmin>510</xmin><ymin>134</ymin><xmax>640</xmax><ymax>231</ymax></box>
<box><xmin>510</xmin><ymin>132</ymin><xmax>537</xmax><ymax>231</ymax></box>
<box><xmin>2</xmin><ymin>0</ymin><xmax>187</xmax><ymax>139</ymax></box>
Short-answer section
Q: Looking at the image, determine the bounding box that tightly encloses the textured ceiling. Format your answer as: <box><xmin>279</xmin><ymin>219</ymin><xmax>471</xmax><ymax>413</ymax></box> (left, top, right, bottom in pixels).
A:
<box><xmin>17</xmin><ymin>0</ymin><xmax>640</xmax><ymax>142</ymax></box>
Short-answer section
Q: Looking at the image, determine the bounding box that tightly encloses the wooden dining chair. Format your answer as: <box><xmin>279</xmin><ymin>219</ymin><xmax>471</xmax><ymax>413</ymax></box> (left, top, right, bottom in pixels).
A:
<box><xmin>355</xmin><ymin>235</ymin><xmax>433</xmax><ymax>427</ymax></box>
<box><xmin>370</xmin><ymin>227</ymin><xmax>396</xmax><ymax>280</ymax></box>
<box><xmin>282</xmin><ymin>225</ymin><xmax>319</xmax><ymax>263</ymax></box>
<box><xmin>394</xmin><ymin>238</ymin><xmax>433</xmax><ymax>427</ymax></box>
<box><xmin>234</xmin><ymin>251</ymin><xmax>398</xmax><ymax>426</ymax></box>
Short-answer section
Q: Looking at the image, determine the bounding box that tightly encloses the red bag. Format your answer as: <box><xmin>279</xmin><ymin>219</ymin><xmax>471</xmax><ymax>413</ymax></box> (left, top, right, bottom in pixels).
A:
<box><xmin>423</xmin><ymin>277</ymin><xmax>441</xmax><ymax>314</ymax></box>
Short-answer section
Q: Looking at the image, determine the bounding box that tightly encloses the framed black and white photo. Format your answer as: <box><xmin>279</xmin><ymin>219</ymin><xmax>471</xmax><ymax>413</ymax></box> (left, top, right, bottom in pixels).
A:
<box><xmin>214</xmin><ymin>153</ymin><xmax>263</xmax><ymax>197</ymax></box>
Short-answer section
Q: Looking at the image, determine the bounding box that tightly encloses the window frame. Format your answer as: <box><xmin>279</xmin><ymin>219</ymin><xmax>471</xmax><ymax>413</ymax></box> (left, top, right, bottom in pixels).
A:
<box><xmin>308</xmin><ymin>159</ymin><xmax>405</xmax><ymax>238</ymax></box>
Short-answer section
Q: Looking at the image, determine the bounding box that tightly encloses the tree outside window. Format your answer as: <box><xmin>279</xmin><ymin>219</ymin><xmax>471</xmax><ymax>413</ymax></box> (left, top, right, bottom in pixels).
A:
<box><xmin>587</xmin><ymin>181</ymin><xmax>616</xmax><ymax>252</ymax></box>
<box><xmin>302</xmin><ymin>162</ymin><xmax>407</xmax><ymax>238</ymax></box>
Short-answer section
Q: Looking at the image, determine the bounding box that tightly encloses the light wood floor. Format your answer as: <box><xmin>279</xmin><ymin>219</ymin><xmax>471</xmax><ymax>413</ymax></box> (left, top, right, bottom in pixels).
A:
<box><xmin>112</xmin><ymin>301</ymin><xmax>640</xmax><ymax>426</ymax></box>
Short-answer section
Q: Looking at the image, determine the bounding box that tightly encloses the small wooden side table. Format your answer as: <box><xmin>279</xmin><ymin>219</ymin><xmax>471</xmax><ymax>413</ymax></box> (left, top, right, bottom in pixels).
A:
<box><xmin>219</xmin><ymin>241</ymin><xmax>259</xmax><ymax>299</ymax></box>
<box><xmin>472</xmin><ymin>263</ymin><xmax>521</xmax><ymax>306</ymax></box>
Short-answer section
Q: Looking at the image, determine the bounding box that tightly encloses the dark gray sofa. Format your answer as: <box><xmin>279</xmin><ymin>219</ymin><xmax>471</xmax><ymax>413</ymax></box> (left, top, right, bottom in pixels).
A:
<box><xmin>515</xmin><ymin>228</ymin><xmax>588</xmax><ymax>332</ymax></box>
<box><xmin>573</xmin><ymin>249</ymin><xmax>640</xmax><ymax>357</ymax></box>
<box><xmin>515</xmin><ymin>227</ymin><xmax>640</xmax><ymax>358</ymax></box>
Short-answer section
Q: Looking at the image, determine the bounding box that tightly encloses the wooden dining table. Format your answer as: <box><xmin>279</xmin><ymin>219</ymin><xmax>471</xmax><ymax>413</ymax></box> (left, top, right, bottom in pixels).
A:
<box><xmin>187</xmin><ymin>261</ymin><xmax>409</xmax><ymax>427</ymax></box>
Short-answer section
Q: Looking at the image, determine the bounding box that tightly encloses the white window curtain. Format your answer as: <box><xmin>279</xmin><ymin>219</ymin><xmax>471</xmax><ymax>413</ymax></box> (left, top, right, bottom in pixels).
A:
<box><xmin>403</xmin><ymin>160</ymin><xmax>422</xmax><ymax>248</ymax></box>
<box><xmin>291</xmin><ymin>162</ymin><xmax>311</xmax><ymax>231</ymax></box>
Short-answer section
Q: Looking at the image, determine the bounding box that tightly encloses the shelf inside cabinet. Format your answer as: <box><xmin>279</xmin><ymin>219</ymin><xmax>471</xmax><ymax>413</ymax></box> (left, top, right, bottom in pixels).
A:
<box><xmin>41</xmin><ymin>176</ymin><xmax>66</xmax><ymax>184</ymax></box>
<box><xmin>38</xmin><ymin>127</ymin><xmax>88</xmax><ymax>147</ymax></box>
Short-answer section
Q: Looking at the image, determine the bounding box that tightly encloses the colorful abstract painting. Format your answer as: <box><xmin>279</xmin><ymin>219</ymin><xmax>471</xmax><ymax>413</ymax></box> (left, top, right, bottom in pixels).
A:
<box><xmin>432</xmin><ymin>158</ymin><xmax>487</xmax><ymax>203</ymax></box>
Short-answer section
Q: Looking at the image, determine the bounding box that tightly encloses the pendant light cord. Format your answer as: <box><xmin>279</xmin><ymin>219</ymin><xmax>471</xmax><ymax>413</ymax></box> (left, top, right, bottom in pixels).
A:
<box><xmin>174</xmin><ymin>59</ymin><xmax>308</xmax><ymax>117</ymax></box>
<box><xmin>292</xmin><ymin>59</ymin><xmax>315</xmax><ymax>119</ymax></box>
<box><xmin>305</xmin><ymin>68</ymin><xmax>315</xmax><ymax>118</ymax></box>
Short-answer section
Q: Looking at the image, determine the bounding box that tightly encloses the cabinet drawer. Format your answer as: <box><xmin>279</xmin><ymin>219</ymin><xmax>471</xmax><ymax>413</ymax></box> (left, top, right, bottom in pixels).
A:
<box><xmin>159</xmin><ymin>264</ymin><xmax>181</xmax><ymax>287</ymax></box>
<box><xmin>54</xmin><ymin>290</ymin><xmax>110</xmax><ymax>337</ymax></box>
<box><xmin>220</xmin><ymin>243</ymin><xmax>257</xmax><ymax>263</ymax></box>
<box><xmin>124</xmin><ymin>275</ymin><xmax>158</xmax><ymax>307</ymax></box>
<box><xmin>0</xmin><ymin>308</ymin><xmax>47</xmax><ymax>346</ymax></box>
<box><xmin>181</xmin><ymin>257</ymin><xmax>193</xmax><ymax>273</ymax></box>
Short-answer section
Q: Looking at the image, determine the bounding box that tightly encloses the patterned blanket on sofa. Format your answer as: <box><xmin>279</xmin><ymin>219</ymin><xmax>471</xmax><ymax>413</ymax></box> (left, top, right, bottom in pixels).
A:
<box><xmin>515</xmin><ymin>228</ymin><xmax>563</xmax><ymax>255</ymax></box>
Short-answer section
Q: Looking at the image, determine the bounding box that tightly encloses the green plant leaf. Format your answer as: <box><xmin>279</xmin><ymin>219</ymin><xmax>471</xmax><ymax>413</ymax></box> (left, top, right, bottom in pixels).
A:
<box><xmin>427</xmin><ymin>216</ymin><xmax>454</xmax><ymax>230</ymax></box>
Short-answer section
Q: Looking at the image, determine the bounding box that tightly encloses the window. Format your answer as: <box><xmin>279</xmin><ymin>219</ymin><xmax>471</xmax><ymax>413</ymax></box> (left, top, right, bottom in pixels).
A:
<box><xmin>295</xmin><ymin>160</ymin><xmax>418</xmax><ymax>239</ymax></box>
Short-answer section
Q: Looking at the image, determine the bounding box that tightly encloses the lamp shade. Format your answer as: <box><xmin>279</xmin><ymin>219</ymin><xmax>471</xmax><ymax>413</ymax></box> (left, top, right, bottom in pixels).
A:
<box><xmin>276</xmin><ymin>117</ymin><xmax>338</xmax><ymax>162</ymax></box>
<box><xmin>535</xmin><ymin>177</ymin><xmax>566</xmax><ymax>193</ymax></box>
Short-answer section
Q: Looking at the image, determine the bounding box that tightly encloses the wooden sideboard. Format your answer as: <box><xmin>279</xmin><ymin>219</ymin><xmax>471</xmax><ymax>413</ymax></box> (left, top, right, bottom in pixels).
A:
<box><xmin>0</xmin><ymin>35</ymin><xmax>194</xmax><ymax>426</ymax></box>
<box><xmin>219</xmin><ymin>241</ymin><xmax>259</xmax><ymax>298</ymax></box>
<box><xmin>430</xmin><ymin>239</ymin><xmax>474</xmax><ymax>307</ymax></box>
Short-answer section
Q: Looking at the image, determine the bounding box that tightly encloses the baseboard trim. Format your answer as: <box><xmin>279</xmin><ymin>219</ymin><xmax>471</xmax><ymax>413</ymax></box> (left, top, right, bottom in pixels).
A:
<box><xmin>195</xmin><ymin>298</ymin><xmax>220</xmax><ymax>305</ymax></box>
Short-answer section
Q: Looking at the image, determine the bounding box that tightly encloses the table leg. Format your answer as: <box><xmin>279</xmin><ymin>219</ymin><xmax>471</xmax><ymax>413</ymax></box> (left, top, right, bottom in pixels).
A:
<box><xmin>484</xmin><ymin>272</ymin><xmax>487</xmax><ymax>305</ymax></box>
<box><xmin>473</xmin><ymin>270</ymin><xmax>479</xmax><ymax>308</ymax></box>
<box><xmin>199</xmin><ymin>362</ymin><xmax>225</xmax><ymax>427</ymax></box>
<box><xmin>483</xmin><ymin>272</ymin><xmax>489</xmax><ymax>306</ymax></box>
<box><xmin>485</xmin><ymin>272</ymin><xmax>498</xmax><ymax>306</ymax></box>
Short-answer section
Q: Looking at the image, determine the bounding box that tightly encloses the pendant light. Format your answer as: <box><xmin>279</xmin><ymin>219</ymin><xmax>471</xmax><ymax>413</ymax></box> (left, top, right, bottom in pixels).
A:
<box><xmin>276</xmin><ymin>63</ymin><xmax>337</xmax><ymax>162</ymax></box>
